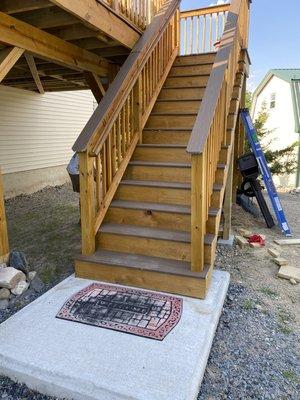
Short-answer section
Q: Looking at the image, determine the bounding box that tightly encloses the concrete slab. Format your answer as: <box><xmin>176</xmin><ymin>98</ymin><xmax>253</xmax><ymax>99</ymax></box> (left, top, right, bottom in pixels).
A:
<box><xmin>218</xmin><ymin>234</ymin><xmax>235</xmax><ymax>247</ymax></box>
<box><xmin>0</xmin><ymin>270</ymin><xmax>230</xmax><ymax>400</ymax></box>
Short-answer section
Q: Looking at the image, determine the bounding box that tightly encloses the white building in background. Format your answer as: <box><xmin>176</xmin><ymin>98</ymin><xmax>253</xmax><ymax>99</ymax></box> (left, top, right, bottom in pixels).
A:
<box><xmin>251</xmin><ymin>69</ymin><xmax>300</xmax><ymax>188</ymax></box>
<box><xmin>0</xmin><ymin>85</ymin><xmax>95</xmax><ymax>197</ymax></box>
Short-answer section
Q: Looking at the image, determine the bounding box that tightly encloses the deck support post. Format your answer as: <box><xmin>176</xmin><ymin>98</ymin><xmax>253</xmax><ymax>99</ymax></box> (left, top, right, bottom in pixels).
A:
<box><xmin>0</xmin><ymin>170</ymin><xmax>9</xmax><ymax>263</ymax></box>
<box><xmin>79</xmin><ymin>152</ymin><xmax>95</xmax><ymax>256</ymax></box>
<box><xmin>223</xmin><ymin>146</ymin><xmax>234</xmax><ymax>240</ymax></box>
<box><xmin>191</xmin><ymin>153</ymin><xmax>205</xmax><ymax>272</ymax></box>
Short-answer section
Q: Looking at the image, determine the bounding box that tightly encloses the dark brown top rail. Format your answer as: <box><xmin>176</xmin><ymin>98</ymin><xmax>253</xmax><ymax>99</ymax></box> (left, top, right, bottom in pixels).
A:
<box><xmin>186</xmin><ymin>0</ymin><xmax>249</xmax><ymax>154</ymax></box>
<box><xmin>73</xmin><ymin>0</ymin><xmax>179</xmax><ymax>155</ymax></box>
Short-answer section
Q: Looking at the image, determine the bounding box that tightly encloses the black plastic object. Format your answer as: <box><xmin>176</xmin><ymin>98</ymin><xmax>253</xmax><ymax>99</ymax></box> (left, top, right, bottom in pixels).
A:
<box><xmin>238</xmin><ymin>154</ymin><xmax>275</xmax><ymax>229</ymax></box>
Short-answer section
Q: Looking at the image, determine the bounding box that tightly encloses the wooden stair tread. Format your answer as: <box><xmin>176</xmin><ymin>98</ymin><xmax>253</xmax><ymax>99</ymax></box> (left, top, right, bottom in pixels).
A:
<box><xmin>151</xmin><ymin>112</ymin><xmax>198</xmax><ymax>116</ymax></box>
<box><xmin>137</xmin><ymin>144</ymin><xmax>186</xmax><ymax>148</ymax></box>
<box><xmin>162</xmin><ymin>85</ymin><xmax>207</xmax><ymax>90</ymax></box>
<box><xmin>156</xmin><ymin>99</ymin><xmax>202</xmax><ymax>102</ymax></box>
<box><xmin>100</xmin><ymin>223</ymin><xmax>215</xmax><ymax>245</ymax></box>
<box><xmin>77</xmin><ymin>250</ymin><xmax>209</xmax><ymax>279</ymax></box>
<box><xmin>121</xmin><ymin>179</ymin><xmax>191</xmax><ymax>189</ymax></box>
<box><xmin>111</xmin><ymin>200</ymin><xmax>191</xmax><ymax>214</ymax></box>
<box><xmin>143</xmin><ymin>128</ymin><xmax>192</xmax><ymax>132</ymax></box>
<box><xmin>110</xmin><ymin>199</ymin><xmax>220</xmax><ymax>217</ymax></box>
<box><xmin>129</xmin><ymin>161</ymin><xmax>190</xmax><ymax>168</ymax></box>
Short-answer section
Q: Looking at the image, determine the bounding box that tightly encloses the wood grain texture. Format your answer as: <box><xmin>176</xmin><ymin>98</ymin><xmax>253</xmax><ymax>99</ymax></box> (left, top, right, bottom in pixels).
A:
<box><xmin>0</xmin><ymin>46</ymin><xmax>24</xmax><ymax>83</ymax></box>
<box><xmin>0</xmin><ymin>170</ymin><xmax>9</xmax><ymax>260</ymax></box>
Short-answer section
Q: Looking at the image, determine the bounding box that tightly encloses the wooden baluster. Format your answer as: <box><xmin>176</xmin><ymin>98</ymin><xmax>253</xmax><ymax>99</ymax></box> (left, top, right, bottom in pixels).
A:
<box><xmin>209</xmin><ymin>14</ymin><xmax>212</xmax><ymax>51</ymax></box>
<box><xmin>190</xmin><ymin>17</ymin><xmax>193</xmax><ymax>54</ymax></box>
<box><xmin>0</xmin><ymin>170</ymin><xmax>9</xmax><ymax>262</ymax></box>
<box><xmin>202</xmin><ymin>15</ymin><xmax>206</xmax><ymax>52</ymax></box>
<box><xmin>112</xmin><ymin>124</ymin><xmax>117</xmax><ymax>175</ymax></box>
<box><xmin>101</xmin><ymin>143</ymin><xmax>107</xmax><ymax>197</ymax></box>
<box><xmin>95</xmin><ymin>154</ymin><xmax>102</xmax><ymax>209</ymax></box>
<box><xmin>191</xmin><ymin>153</ymin><xmax>205</xmax><ymax>272</ymax></box>
<box><xmin>106</xmin><ymin>131</ymin><xmax>113</xmax><ymax>186</ymax></box>
<box><xmin>79</xmin><ymin>152</ymin><xmax>95</xmax><ymax>255</ymax></box>
<box><xmin>117</xmin><ymin>114</ymin><xmax>122</xmax><ymax>165</ymax></box>
<box><xmin>196</xmin><ymin>16</ymin><xmax>199</xmax><ymax>54</ymax></box>
<box><xmin>133</xmin><ymin>75</ymin><xmax>143</xmax><ymax>143</ymax></box>
<box><xmin>183</xmin><ymin>18</ymin><xmax>187</xmax><ymax>55</ymax></box>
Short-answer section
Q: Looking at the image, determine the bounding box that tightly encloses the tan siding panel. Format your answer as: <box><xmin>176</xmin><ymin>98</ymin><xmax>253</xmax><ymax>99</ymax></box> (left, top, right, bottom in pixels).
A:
<box><xmin>0</xmin><ymin>85</ymin><xmax>95</xmax><ymax>174</ymax></box>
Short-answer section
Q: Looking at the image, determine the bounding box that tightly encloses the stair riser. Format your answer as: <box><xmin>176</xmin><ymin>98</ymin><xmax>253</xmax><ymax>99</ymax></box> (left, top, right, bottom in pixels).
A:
<box><xmin>132</xmin><ymin>147</ymin><xmax>190</xmax><ymax>163</ymax></box>
<box><xmin>169</xmin><ymin>64</ymin><xmax>212</xmax><ymax>76</ymax></box>
<box><xmin>75</xmin><ymin>260</ymin><xmax>209</xmax><ymax>299</ymax></box>
<box><xmin>97</xmin><ymin>233</ymin><xmax>214</xmax><ymax>264</ymax></box>
<box><xmin>105</xmin><ymin>207</ymin><xmax>190</xmax><ymax>231</ymax></box>
<box><xmin>152</xmin><ymin>100</ymin><xmax>201</xmax><ymax>114</ymax></box>
<box><xmin>124</xmin><ymin>165</ymin><xmax>190</xmax><ymax>183</ymax></box>
<box><xmin>115</xmin><ymin>185</ymin><xmax>190</xmax><ymax>205</ymax></box>
<box><xmin>174</xmin><ymin>54</ymin><xmax>215</xmax><ymax>66</ymax></box>
<box><xmin>219</xmin><ymin>147</ymin><xmax>230</xmax><ymax>164</ymax></box>
<box><xmin>142</xmin><ymin>130</ymin><xmax>191</xmax><ymax>145</ymax></box>
<box><xmin>211</xmin><ymin>188</ymin><xmax>225</xmax><ymax>208</ymax></box>
<box><xmin>164</xmin><ymin>75</ymin><xmax>209</xmax><ymax>88</ymax></box>
<box><xmin>158</xmin><ymin>87</ymin><xmax>205</xmax><ymax>101</ymax></box>
<box><xmin>215</xmin><ymin>167</ymin><xmax>226</xmax><ymax>183</ymax></box>
<box><xmin>207</xmin><ymin>213</ymin><xmax>221</xmax><ymax>235</ymax></box>
<box><xmin>146</xmin><ymin>115</ymin><xmax>196</xmax><ymax>130</ymax></box>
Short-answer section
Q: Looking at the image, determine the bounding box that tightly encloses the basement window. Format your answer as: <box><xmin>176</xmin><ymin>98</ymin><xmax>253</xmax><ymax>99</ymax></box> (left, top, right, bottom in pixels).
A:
<box><xmin>270</xmin><ymin>93</ymin><xmax>276</xmax><ymax>109</ymax></box>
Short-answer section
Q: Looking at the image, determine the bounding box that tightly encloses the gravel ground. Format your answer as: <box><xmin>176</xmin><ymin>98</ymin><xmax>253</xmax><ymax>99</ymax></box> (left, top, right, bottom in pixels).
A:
<box><xmin>0</xmin><ymin>185</ymin><xmax>299</xmax><ymax>399</ymax></box>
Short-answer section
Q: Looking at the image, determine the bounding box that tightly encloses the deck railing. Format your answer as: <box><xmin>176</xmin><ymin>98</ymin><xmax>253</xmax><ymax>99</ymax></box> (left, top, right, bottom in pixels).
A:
<box><xmin>102</xmin><ymin>0</ymin><xmax>166</xmax><ymax>30</ymax></box>
<box><xmin>180</xmin><ymin>4</ymin><xmax>230</xmax><ymax>55</ymax></box>
<box><xmin>0</xmin><ymin>169</ymin><xmax>9</xmax><ymax>263</ymax></box>
<box><xmin>73</xmin><ymin>0</ymin><xmax>180</xmax><ymax>255</ymax></box>
<box><xmin>186</xmin><ymin>0</ymin><xmax>250</xmax><ymax>272</ymax></box>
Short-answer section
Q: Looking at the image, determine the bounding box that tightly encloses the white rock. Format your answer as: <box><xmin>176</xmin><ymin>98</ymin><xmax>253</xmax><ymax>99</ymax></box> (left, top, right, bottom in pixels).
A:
<box><xmin>290</xmin><ymin>278</ymin><xmax>298</xmax><ymax>285</ymax></box>
<box><xmin>0</xmin><ymin>299</ymin><xmax>9</xmax><ymax>310</ymax></box>
<box><xmin>11</xmin><ymin>281</ymin><xmax>29</xmax><ymax>296</ymax></box>
<box><xmin>0</xmin><ymin>267</ymin><xmax>26</xmax><ymax>289</ymax></box>
<box><xmin>28</xmin><ymin>271</ymin><xmax>37</xmax><ymax>281</ymax></box>
<box><xmin>0</xmin><ymin>288</ymin><xmax>10</xmax><ymax>300</ymax></box>
<box><xmin>0</xmin><ymin>263</ymin><xmax>6</xmax><ymax>270</ymax></box>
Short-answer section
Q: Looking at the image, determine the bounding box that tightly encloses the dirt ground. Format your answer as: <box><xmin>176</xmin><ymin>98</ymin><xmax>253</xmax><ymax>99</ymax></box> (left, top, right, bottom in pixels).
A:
<box><xmin>1</xmin><ymin>184</ymin><xmax>300</xmax><ymax>399</ymax></box>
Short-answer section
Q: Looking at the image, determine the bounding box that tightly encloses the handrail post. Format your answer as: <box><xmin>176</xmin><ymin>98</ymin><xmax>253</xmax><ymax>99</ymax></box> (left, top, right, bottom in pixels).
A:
<box><xmin>191</xmin><ymin>153</ymin><xmax>205</xmax><ymax>272</ymax></box>
<box><xmin>79</xmin><ymin>152</ymin><xmax>95</xmax><ymax>255</ymax></box>
<box><xmin>0</xmin><ymin>169</ymin><xmax>9</xmax><ymax>263</ymax></box>
<box><xmin>133</xmin><ymin>75</ymin><xmax>143</xmax><ymax>143</ymax></box>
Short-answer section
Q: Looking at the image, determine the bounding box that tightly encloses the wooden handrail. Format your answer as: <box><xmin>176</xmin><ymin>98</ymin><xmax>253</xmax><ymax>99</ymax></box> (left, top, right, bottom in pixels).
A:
<box><xmin>188</xmin><ymin>0</ymin><xmax>250</xmax><ymax>272</ymax></box>
<box><xmin>0</xmin><ymin>170</ymin><xmax>9</xmax><ymax>263</ymax></box>
<box><xmin>181</xmin><ymin>4</ymin><xmax>230</xmax><ymax>18</ymax></box>
<box><xmin>187</xmin><ymin>0</ymin><xmax>248</xmax><ymax>154</ymax></box>
<box><xmin>180</xmin><ymin>4</ymin><xmax>229</xmax><ymax>55</ymax></box>
<box><xmin>74</xmin><ymin>0</ymin><xmax>180</xmax><ymax>255</ymax></box>
<box><xmin>74</xmin><ymin>0</ymin><xmax>179</xmax><ymax>154</ymax></box>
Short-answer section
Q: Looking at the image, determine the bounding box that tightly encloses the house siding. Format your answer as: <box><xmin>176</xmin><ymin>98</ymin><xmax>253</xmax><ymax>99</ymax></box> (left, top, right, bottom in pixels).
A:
<box><xmin>0</xmin><ymin>85</ymin><xmax>95</xmax><ymax>175</ymax></box>
<box><xmin>252</xmin><ymin>76</ymin><xmax>299</xmax><ymax>188</ymax></box>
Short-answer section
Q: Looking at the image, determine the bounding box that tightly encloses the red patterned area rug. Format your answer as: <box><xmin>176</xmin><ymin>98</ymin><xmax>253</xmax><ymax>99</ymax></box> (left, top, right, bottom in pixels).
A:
<box><xmin>56</xmin><ymin>283</ymin><xmax>183</xmax><ymax>341</ymax></box>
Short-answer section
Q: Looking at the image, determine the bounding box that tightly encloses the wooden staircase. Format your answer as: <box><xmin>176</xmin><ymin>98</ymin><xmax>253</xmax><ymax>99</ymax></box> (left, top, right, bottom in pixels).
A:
<box><xmin>77</xmin><ymin>53</ymin><xmax>225</xmax><ymax>297</ymax></box>
<box><xmin>73</xmin><ymin>0</ymin><xmax>250</xmax><ymax>299</ymax></box>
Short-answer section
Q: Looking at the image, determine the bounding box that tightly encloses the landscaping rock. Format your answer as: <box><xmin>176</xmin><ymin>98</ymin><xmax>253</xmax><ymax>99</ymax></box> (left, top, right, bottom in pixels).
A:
<box><xmin>30</xmin><ymin>276</ymin><xmax>44</xmax><ymax>293</ymax></box>
<box><xmin>290</xmin><ymin>278</ymin><xmax>297</xmax><ymax>285</ymax></box>
<box><xmin>11</xmin><ymin>281</ymin><xmax>29</xmax><ymax>296</ymax></box>
<box><xmin>28</xmin><ymin>271</ymin><xmax>37</xmax><ymax>281</ymax></box>
<box><xmin>9</xmin><ymin>251</ymin><xmax>29</xmax><ymax>275</ymax></box>
<box><xmin>0</xmin><ymin>288</ymin><xmax>10</xmax><ymax>300</ymax></box>
<box><xmin>0</xmin><ymin>267</ymin><xmax>26</xmax><ymax>289</ymax></box>
<box><xmin>0</xmin><ymin>299</ymin><xmax>9</xmax><ymax>310</ymax></box>
<box><xmin>0</xmin><ymin>263</ymin><xmax>6</xmax><ymax>270</ymax></box>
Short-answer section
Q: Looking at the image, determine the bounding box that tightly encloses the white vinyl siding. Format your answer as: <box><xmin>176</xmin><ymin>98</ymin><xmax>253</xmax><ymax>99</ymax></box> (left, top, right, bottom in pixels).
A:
<box><xmin>0</xmin><ymin>85</ymin><xmax>95</xmax><ymax>174</ymax></box>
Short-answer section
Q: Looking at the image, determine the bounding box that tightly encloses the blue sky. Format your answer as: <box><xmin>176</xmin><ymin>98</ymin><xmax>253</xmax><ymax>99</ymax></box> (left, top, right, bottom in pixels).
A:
<box><xmin>181</xmin><ymin>0</ymin><xmax>300</xmax><ymax>92</ymax></box>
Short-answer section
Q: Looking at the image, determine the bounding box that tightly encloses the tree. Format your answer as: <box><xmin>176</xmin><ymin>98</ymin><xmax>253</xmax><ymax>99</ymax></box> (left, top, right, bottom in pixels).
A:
<box><xmin>245</xmin><ymin>91</ymin><xmax>298</xmax><ymax>176</ymax></box>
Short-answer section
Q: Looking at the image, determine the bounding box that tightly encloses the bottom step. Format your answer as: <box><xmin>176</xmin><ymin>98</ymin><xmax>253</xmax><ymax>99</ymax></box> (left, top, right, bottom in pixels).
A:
<box><xmin>75</xmin><ymin>250</ymin><xmax>212</xmax><ymax>299</ymax></box>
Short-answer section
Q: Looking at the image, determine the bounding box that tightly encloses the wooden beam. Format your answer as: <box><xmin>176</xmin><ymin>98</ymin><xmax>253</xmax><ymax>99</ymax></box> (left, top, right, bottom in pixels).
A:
<box><xmin>222</xmin><ymin>149</ymin><xmax>234</xmax><ymax>240</ymax></box>
<box><xmin>25</xmin><ymin>54</ymin><xmax>44</xmax><ymax>94</ymax></box>
<box><xmin>0</xmin><ymin>0</ymin><xmax>53</xmax><ymax>14</ymax></box>
<box><xmin>0</xmin><ymin>170</ymin><xmax>9</xmax><ymax>263</ymax></box>
<box><xmin>48</xmin><ymin>0</ymin><xmax>140</xmax><ymax>49</ymax></box>
<box><xmin>0</xmin><ymin>46</ymin><xmax>25</xmax><ymax>83</ymax></box>
<box><xmin>84</xmin><ymin>72</ymin><xmax>105</xmax><ymax>103</ymax></box>
<box><xmin>0</xmin><ymin>11</ymin><xmax>108</xmax><ymax>76</ymax></box>
<box><xmin>18</xmin><ymin>7</ymin><xmax>79</xmax><ymax>30</ymax></box>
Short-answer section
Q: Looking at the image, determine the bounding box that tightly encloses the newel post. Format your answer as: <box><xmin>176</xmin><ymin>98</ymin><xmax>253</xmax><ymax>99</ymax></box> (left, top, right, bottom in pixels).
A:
<box><xmin>0</xmin><ymin>169</ymin><xmax>9</xmax><ymax>263</ymax></box>
<box><xmin>79</xmin><ymin>151</ymin><xmax>95</xmax><ymax>255</ymax></box>
<box><xmin>191</xmin><ymin>153</ymin><xmax>206</xmax><ymax>272</ymax></box>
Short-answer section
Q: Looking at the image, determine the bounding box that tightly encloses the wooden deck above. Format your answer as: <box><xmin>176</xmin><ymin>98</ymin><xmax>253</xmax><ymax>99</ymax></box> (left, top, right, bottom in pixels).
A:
<box><xmin>0</xmin><ymin>0</ymin><xmax>162</xmax><ymax>93</ymax></box>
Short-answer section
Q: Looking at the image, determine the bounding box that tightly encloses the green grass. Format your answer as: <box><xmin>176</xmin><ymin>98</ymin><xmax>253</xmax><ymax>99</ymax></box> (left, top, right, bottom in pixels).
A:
<box><xmin>243</xmin><ymin>299</ymin><xmax>255</xmax><ymax>311</ymax></box>
<box><xmin>278</xmin><ymin>325</ymin><xmax>293</xmax><ymax>335</ymax></box>
<box><xmin>282</xmin><ymin>370</ymin><xmax>299</xmax><ymax>383</ymax></box>
<box><xmin>259</xmin><ymin>287</ymin><xmax>278</xmax><ymax>297</ymax></box>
